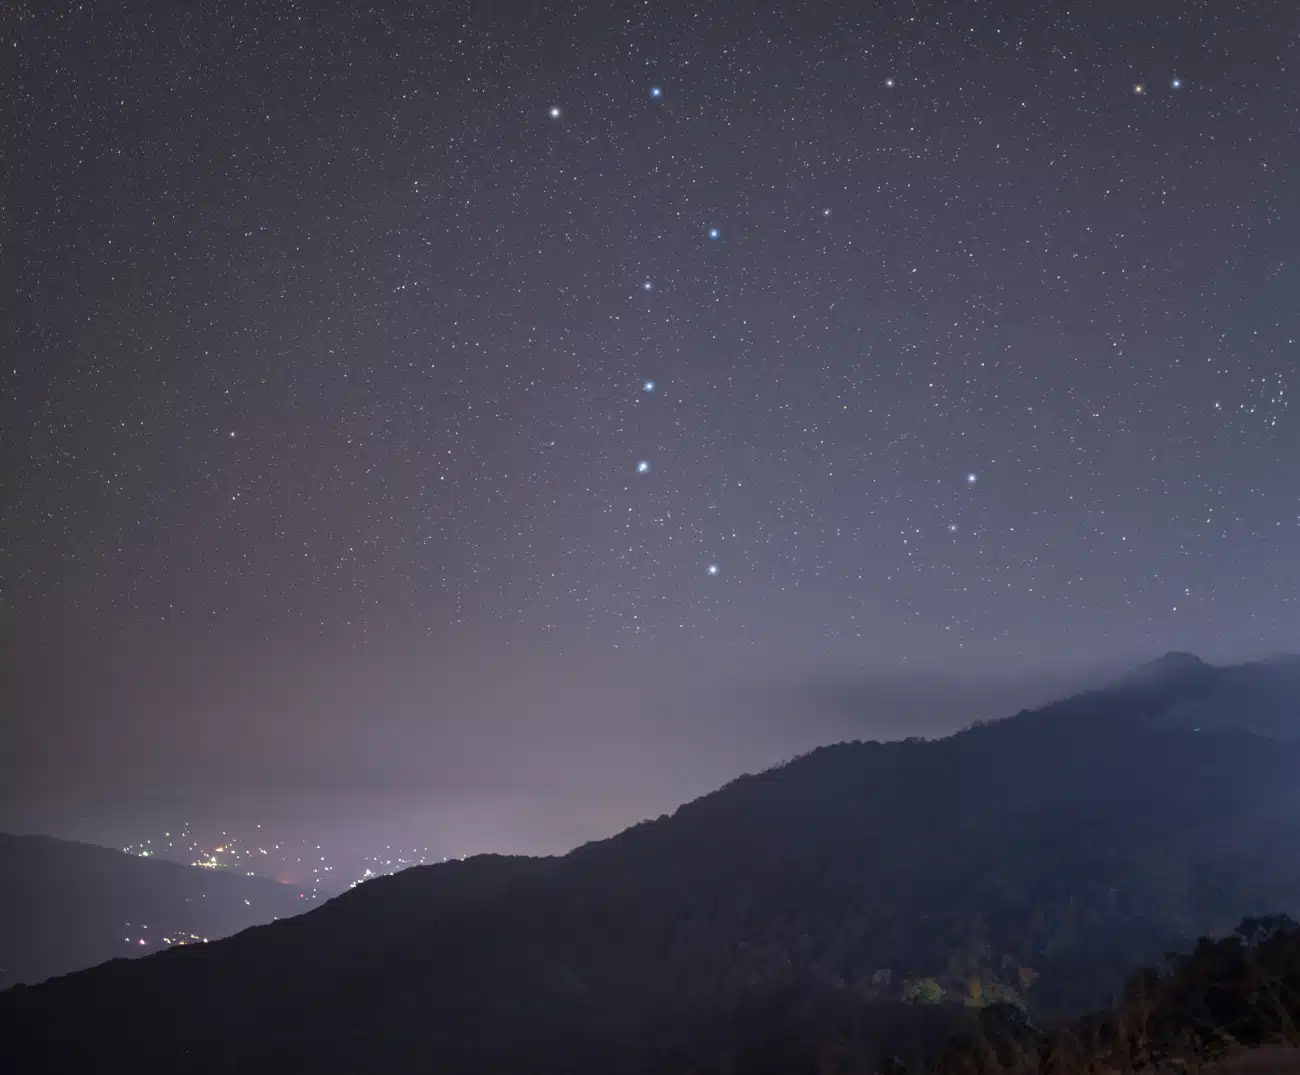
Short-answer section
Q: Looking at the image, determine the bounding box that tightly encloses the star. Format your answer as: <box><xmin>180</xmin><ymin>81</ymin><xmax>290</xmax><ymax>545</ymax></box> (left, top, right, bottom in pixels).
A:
<box><xmin>708</xmin><ymin>227</ymin><xmax>721</xmax><ymax>240</ymax></box>
<box><xmin>650</xmin><ymin>86</ymin><xmax>663</xmax><ymax>98</ymax></box>
<box><xmin>1133</xmin><ymin>84</ymin><xmax>1145</xmax><ymax>95</ymax></box>
<box><xmin>967</xmin><ymin>473</ymin><xmax>978</xmax><ymax>484</ymax></box>
<box><xmin>884</xmin><ymin>78</ymin><xmax>895</xmax><ymax>88</ymax></box>
<box><xmin>642</xmin><ymin>380</ymin><xmax>656</xmax><ymax>393</ymax></box>
<box><xmin>1171</xmin><ymin>78</ymin><xmax>1182</xmax><ymax>89</ymax></box>
<box><xmin>707</xmin><ymin>564</ymin><xmax>719</xmax><ymax>576</ymax></box>
<box><xmin>642</xmin><ymin>280</ymin><xmax>653</xmax><ymax>291</ymax></box>
<box><xmin>636</xmin><ymin>460</ymin><xmax>650</xmax><ymax>474</ymax></box>
<box><xmin>549</xmin><ymin>106</ymin><xmax>561</xmax><ymax>118</ymax></box>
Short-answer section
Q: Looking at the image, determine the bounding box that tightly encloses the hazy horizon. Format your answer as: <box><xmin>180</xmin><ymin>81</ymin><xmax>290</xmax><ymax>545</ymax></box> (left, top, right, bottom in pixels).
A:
<box><xmin>1</xmin><ymin>626</ymin><xmax>1283</xmax><ymax>884</ymax></box>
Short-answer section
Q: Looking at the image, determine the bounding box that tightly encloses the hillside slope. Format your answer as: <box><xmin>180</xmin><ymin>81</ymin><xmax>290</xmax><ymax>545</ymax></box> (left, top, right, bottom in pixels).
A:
<box><xmin>3</xmin><ymin>655</ymin><xmax>1300</xmax><ymax>1074</ymax></box>
<box><xmin>0</xmin><ymin>833</ymin><xmax>311</xmax><ymax>987</ymax></box>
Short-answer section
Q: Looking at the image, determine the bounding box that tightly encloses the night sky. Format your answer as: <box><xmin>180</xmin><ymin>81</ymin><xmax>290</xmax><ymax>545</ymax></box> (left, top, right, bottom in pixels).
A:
<box><xmin>2</xmin><ymin>1</ymin><xmax>1297</xmax><ymax>868</ymax></box>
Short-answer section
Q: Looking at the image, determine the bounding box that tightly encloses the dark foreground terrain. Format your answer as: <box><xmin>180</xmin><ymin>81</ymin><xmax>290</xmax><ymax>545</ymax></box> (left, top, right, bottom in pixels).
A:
<box><xmin>925</xmin><ymin>915</ymin><xmax>1300</xmax><ymax>1075</ymax></box>
<box><xmin>3</xmin><ymin>654</ymin><xmax>1300</xmax><ymax>1073</ymax></box>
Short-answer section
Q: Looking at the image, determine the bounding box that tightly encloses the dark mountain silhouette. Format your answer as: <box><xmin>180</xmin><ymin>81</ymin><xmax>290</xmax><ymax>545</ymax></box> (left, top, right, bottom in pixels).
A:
<box><xmin>0</xmin><ymin>833</ymin><xmax>311</xmax><ymax>988</ymax></box>
<box><xmin>1120</xmin><ymin>649</ymin><xmax>1213</xmax><ymax>685</ymax></box>
<box><xmin>3</xmin><ymin>654</ymin><xmax>1300</xmax><ymax>1074</ymax></box>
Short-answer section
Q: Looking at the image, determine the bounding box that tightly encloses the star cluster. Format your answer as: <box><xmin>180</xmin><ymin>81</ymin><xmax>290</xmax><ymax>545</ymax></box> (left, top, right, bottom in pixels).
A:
<box><xmin>2</xmin><ymin>0</ymin><xmax>1297</xmax><ymax>667</ymax></box>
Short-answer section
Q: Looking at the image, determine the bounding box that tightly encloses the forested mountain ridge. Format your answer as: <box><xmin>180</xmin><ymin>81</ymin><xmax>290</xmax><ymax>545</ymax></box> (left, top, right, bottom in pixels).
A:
<box><xmin>3</xmin><ymin>654</ymin><xmax>1299</xmax><ymax>1074</ymax></box>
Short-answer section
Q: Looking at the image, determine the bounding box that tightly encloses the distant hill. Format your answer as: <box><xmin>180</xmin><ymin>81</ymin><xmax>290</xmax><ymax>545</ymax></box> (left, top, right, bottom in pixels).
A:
<box><xmin>0</xmin><ymin>833</ymin><xmax>311</xmax><ymax>987</ymax></box>
<box><xmin>3</xmin><ymin>654</ymin><xmax>1300</xmax><ymax>1074</ymax></box>
<box><xmin>1122</xmin><ymin>653</ymin><xmax>1300</xmax><ymax>741</ymax></box>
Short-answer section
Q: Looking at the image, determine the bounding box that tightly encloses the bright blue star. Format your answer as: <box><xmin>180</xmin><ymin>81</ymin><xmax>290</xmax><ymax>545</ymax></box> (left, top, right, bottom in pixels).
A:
<box><xmin>650</xmin><ymin>86</ymin><xmax>663</xmax><ymax>98</ymax></box>
<box><xmin>549</xmin><ymin>106</ymin><xmax>561</xmax><ymax>119</ymax></box>
<box><xmin>967</xmin><ymin>473</ymin><xmax>978</xmax><ymax>484</ymax></box>
<box><xmin>1171</xmin><ymin>78</ymin><xmax>1182</xmax><ymax>89</ymax></box>
<box><xmin>642</xmin><ymin>380</ymin><xmax>656</xmax><ymax>393</ymax></box>
<box><xmin>642</xmin><ymin>280</ymin><xmax>653</xmax><ymax>291</ymax></box>
<box><xmin>707</xmin><ymin>564</ymin><xmax>719</xmax><ymax>576</ymax></box>
<box><xmin>708</xmin><ymin>227</ymin><xmax>721</xmax><ymax>240</ymax></box>
<box><xmin>637</xmin><ymin>460</ymin><xmax>650</xmax><ymax>474</ymax></box>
